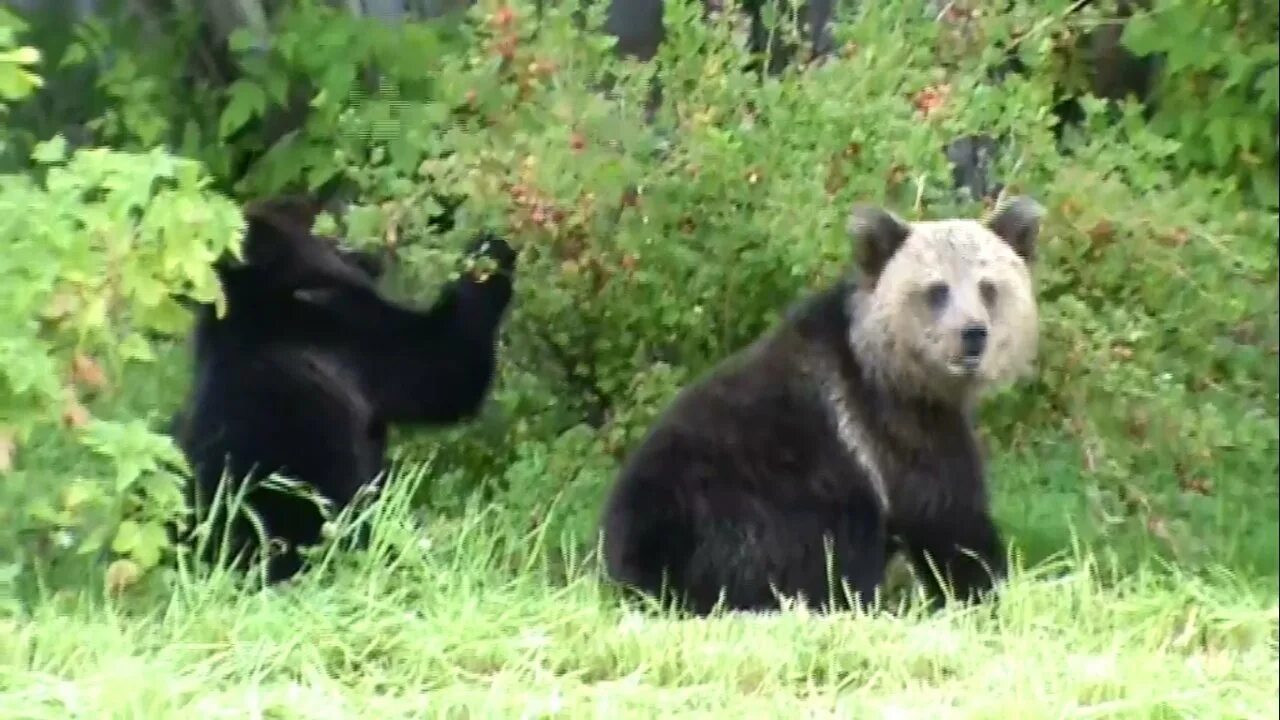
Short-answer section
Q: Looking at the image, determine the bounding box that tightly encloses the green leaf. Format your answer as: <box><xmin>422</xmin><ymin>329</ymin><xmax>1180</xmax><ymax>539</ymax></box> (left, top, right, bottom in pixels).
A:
<box><xmin>346</xmin><ymin>205</ymin><xmax>385</xmax><ymax>243</ymax></box>
<box><xmin>31</xmin><ymin>135</ymin><xmax>67</xmax><ymax>164</ymax></box>
<box><xmin>0</xmin><ymin>46</ymin><xmax>39</xmax><ymax>65</ymax></box>
<box><xmin>59</xmin><ymin>42</ymin><xmax>87</xmax><ymax>68</ymax></box>
<box><xmin>1249</xmin><ymin>166</ymin><xmax>1279</xmax><ymax>207</ymax></box>
<box><xmin>63</xmin><ymin>481</ymin><xmax>99</xmax><ymax>512</ymax></box>
<box><xmin>118</xmin><ymin>333</ymin><xmax>156</xmax><ymax>363</ymax></box>
<box><xmin>111</xmin><ymin>520</ymin><xmax>141</xmax><ymax>554</ymax></box>
<box><xmin>131</xmin><ymin>522</ymin><xmax>169</xmax><ymax>569</ymax></box>
<box><xmin>219</xmin><ymin>80</ymin><xmax>268</xmax><ymax>139</ymax></box>
<box><xmin>263</xmin><ymin>72</ymin><xmax>290</xmax><ymax>107</ymax></box>
<box><xmin>1205</xmin><ymin>117</ymin><xmax>1235</xmax><ymax>169</ymax></box>
<box><xmin>0</xmin><ymin>64</ymin><xmax>41</xmax><ymax>100</ymax></box>
<box><xmin>228</xmin><ymin>27</ymin><xmax>262</xmax><ymax>54</ymax></box>
<box><xmin>77</xmin><ymin>525</ymin><xmax>111</xmax><ymax>555</ymax></box>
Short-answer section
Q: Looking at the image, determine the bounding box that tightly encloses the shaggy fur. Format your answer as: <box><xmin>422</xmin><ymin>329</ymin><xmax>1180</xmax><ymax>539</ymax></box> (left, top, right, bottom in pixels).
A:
<box><xmin>600</xmin><ymin>196</ymin><xmax>1045</xmax><ymax>615</ymax></box>
<box><xmin>172</xmin><ymin>198</ymin><xmax>517</xmax><ymax>583</ymax></box>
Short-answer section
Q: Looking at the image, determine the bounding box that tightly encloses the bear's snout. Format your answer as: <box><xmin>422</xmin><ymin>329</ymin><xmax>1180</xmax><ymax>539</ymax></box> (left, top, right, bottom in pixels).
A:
<box><xmin>959</xmin><ymin>324</ymin><xmax>988</xmax><ymax>362</ymax></box>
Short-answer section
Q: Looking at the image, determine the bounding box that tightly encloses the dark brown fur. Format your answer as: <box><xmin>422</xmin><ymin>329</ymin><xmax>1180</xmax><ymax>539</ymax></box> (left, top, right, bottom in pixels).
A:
<box><xmin>601</xmin><ymin>199</ymin><xmax>1043</xmax><ymax>615</ymax></box>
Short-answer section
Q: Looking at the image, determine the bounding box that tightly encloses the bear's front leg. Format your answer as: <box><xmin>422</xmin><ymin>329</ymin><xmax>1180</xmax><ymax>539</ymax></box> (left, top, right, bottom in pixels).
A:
<box><xmin>901</xmin><ymin>511</ymin><xmax>1007</xmax><ymax>608</ymax></box>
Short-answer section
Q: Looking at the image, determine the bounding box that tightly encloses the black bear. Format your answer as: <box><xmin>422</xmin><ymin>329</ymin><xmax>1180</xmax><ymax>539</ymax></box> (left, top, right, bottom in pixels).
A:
<box><xmin>600</xmin><ymin>195</ymin><xmax>1045</xmax><ymax>615</ymax></box>
<box><xmin>172</xmin><ymin>197</ymin><xmax>517</xmax><ymax>583</ymax></box>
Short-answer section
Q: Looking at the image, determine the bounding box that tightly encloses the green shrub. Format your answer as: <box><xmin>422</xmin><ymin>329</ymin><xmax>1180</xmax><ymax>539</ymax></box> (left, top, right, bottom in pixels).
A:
<box><xmin>0</xmin><ymin>140</ymin><xmax>243</xmax><ymax>590</ymax></box>
<box><xmin>0</xmin><ymin>8</ymin><xmax>244</xmax><ymax>593</ymax></box>
<box><xmin>1123</xmin><ymin>0</ymin><xmax>1280</xmax><ymax>207</ymax></box>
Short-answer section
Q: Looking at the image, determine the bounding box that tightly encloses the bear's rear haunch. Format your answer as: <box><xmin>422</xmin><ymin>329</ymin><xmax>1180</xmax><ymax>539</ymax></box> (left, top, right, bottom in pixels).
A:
<box><xmin>173</xmin><ymin>197</ymin><xmax>517</xmax><ymax>583</ymax></box>
<box><xmin>600</xmin><ymin>196</ymin><xmax>1045</xmax><ymax>615</ymax></box>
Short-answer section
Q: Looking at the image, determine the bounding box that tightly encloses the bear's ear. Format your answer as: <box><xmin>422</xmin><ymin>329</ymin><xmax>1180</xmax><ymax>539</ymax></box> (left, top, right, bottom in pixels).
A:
<box><xmin>847</xmin><ymin>203</ymin><xmax>911</xmax><ymax>279</ymax></box>
<box><xmin>983</xmin><ymin>195</ymin><xmax>1044</xmax><ymax>264</ymax></box>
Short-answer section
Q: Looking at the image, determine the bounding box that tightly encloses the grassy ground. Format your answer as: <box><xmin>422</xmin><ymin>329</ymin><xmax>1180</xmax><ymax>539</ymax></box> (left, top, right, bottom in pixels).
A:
<box><xmin>0</xmin><ymin>508</ymin><xmax>1275</xmax><ymax>719</ymax></box>
<box><xmin>1</xmin><ymin>444</ymin><xmax>1277</xmax><ymax>719</ymax></box>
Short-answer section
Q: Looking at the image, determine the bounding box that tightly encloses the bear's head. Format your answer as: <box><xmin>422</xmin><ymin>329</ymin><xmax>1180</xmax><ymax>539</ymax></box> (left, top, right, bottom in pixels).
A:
<box><xmin>845</xmin><ymin>195</ymin><xmax>1045</xmax><ymax>403</ymax></box>
<box><xmin>219</xmin><ymin>197</ymin><xmax>386</xmax><ymax>303</ymax></box>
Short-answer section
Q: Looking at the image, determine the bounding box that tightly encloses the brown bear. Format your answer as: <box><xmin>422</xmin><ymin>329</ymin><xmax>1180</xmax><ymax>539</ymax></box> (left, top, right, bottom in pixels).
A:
<box><xmin>600</xmin><ymin>195</ymin><xmax>1045</xmax><ymax>615</ymax></box>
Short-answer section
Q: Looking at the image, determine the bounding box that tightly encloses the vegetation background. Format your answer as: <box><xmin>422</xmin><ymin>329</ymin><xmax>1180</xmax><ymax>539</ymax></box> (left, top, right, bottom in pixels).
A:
<box><xmin>0</xmin><ymin>0</ymin><xmax>1276</xmax><ymax>716</ymax></box>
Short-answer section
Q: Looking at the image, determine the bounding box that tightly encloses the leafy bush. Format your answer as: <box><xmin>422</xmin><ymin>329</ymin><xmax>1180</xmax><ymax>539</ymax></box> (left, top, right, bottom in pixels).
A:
<box><xmin>1122</xmin><ymin>0</ymin><xmax>1280</xmax><ymax>206</ymax></box>
<box><xmin>0</xmin><ymin>8</ymin><xmax>41</xmax><ymax>104</ymax></box>
<box><xmin>0</xmin><ymin>141</ymin><xmax>243</xmax><ymax>589</ymax></box>
<box><xmin>0</xmin><ymin>0</ymin><xmax>1275</xmax><ymax>594</ymax></box>
<box><xmin>0</xmin><ymin>9</ymin><xmax>244</xmax><ymax>592</ymax></box>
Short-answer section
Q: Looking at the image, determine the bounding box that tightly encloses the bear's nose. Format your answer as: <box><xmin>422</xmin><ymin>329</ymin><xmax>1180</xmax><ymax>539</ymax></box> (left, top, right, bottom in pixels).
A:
<box><xmin>960</xmin><ymin>324</ymin><xmax>988</xmax><ymax>359</ymax></box>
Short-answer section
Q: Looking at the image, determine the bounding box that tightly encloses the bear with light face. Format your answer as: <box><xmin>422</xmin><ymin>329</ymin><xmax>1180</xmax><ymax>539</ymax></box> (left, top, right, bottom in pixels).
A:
<box><xmin>600</xmin><ymin>195</ymin><xmax>1044</xmax><ymax>615</ymax></box>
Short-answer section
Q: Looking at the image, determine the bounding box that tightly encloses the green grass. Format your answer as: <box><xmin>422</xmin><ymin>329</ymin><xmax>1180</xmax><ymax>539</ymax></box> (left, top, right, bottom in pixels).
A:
<box><xmin>1</xmin><ymin>458</ymin><xmax>1277</xmax><ymax>719</ymax></box>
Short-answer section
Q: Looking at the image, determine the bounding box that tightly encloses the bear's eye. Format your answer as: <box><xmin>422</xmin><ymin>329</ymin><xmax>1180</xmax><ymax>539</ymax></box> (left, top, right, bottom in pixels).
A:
<box><xmin>924</xmin><ymin>282</ymin><xmax>950</xmax><ymax>310</ymax></box>
<box><xmin>979</xmin><ymin>279</ymin><xmax>998</xmax><ymax>306</ymax></box>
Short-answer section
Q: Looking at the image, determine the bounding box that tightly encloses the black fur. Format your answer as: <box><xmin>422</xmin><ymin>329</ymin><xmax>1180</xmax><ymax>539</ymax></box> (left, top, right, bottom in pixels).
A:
<box><xmin>601</xmin><ymin>244</ymin><xmax>1007</xmax><ymax>616</ymax></box>
<box><xmin>172</xmin><ymin>198</ymin><xmax>517</xmax><ymax>583</ymax></box>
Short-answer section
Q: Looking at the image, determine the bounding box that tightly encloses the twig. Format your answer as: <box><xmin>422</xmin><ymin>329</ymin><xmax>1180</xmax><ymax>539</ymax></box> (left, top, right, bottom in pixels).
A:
<box><xmin>531</xmin><ymin>326</ymin><xmax>613</xmax><ymax>427</ymax></box>
<box><xmin>1004</xmin><ymin>0</ymin><xmax>1096</xmax><ymax>54</ymax></box>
